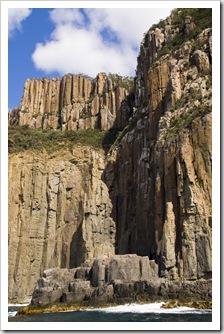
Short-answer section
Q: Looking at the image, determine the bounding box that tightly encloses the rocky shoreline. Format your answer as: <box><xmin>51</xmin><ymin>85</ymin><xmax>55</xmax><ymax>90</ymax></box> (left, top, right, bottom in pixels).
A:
<box><xmin>17</xmin><ymin>299</ymin><xmax>212</xmax><ymax>316</ymax></box>
<box><xmin>15</xmin><ymin>254</ymin><xmax>211</xmax><ymax>316</ymax></box>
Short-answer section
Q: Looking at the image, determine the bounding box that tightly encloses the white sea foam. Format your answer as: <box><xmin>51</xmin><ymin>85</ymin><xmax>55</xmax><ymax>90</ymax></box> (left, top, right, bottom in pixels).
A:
<box><xmin>85</xmin><ymin>302</ymin><xmax>212</xmax><ymax>314</ymax></box>
<box><xmin>8</xmin><ymin>303</ymin><xmax>30</xmax><ymax>317</ymax></box>
<box><xmin>8</xmin><ymin>302</ymin><xmax>211</xmax><ymax>318</ymax></box>
<box><xmin>8</xmin><ymin>311</ymin><xmax>18</xmax><ymax>317</ymax></box>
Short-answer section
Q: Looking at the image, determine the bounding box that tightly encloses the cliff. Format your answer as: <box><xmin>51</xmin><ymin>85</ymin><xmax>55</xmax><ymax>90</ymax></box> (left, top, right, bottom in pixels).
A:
<box><xmin>8</xmin><ymin>73</ymin><xmax>133</xmax><ymax>131</ymax></box>
<box><xmin>105</xmin><ymin>15</ymin><xmax>212</xmax><ymax>280</ymax></box>
<box><xmin>27</xmin><ymin>255</ymin><xmax>211</xmax><ymax>310</ymax></box>
<box><xmin>8</xmin><ymin>147</ymin><xmax>115</xmax><ymax>302</ymax></box>
<box><xmin>8</xmin><ymin>8</ymin><xmax>212</xmax><ymax>304</ymax></box>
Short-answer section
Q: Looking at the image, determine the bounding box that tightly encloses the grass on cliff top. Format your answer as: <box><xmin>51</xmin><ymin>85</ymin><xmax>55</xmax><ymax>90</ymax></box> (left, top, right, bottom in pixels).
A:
<box><xmin>8</xmin><ymin>125</ymin><xmax>124</xmax><ymax>154</ymax></box>
<box><xmin>8</xmin><ymin>126</ymin><xmax>108</xmax><ymax>154</ymax></box>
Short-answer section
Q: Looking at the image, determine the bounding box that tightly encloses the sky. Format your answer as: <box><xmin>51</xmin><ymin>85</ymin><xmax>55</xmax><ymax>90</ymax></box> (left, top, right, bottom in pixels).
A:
<box><xmin>8</xmin><ymin>7</ymin><xmax>173</xmax><ymax>110</ymax></box>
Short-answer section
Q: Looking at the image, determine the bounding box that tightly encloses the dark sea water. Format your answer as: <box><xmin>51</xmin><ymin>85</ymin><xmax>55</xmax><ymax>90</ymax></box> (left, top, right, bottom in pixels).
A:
<box><xmin>8</xmin><ymin>303</ymin><xmax>212</xmax><ymax>322</ymax></box>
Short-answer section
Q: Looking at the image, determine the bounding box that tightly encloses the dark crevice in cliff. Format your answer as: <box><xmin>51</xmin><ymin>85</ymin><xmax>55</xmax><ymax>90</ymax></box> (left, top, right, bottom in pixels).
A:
<box><xmin>69</xmin><ymin>211</ymin><xmax>86</xmax><ymax>268</ymax></box>
<box><xmin>58</xmin><ymin>79</ymin><xmax>64</xmax><ymax>130</ymax></box>
<box><xmin>40</xmin><ymin>188</ymin><xmax>51</xmax><ymax>274</ymax></box>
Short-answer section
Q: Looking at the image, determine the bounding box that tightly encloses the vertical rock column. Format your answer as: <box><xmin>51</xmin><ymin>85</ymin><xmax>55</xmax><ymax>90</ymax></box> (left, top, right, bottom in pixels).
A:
<box><xmin>18</xmin><ymin>78</ymin><xmax>61</xmax><ymax>129</ymax></box>
<box><xmin>60</xmin><ymin>74</ymin><xmax>92</xmax><ymax>130</ymax></box>
<box><xmin>8</xmin><ymin>147</ymin><xmax>116</xmax><ymax>303</ymax></box>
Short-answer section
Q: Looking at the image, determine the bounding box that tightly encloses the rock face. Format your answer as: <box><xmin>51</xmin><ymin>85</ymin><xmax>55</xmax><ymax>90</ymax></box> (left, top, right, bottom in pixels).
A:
<box><xmin>8</xmin><ymin>9</ymin><xmax>212</xmax><ymax>304</ymax></box>
<box><xmin>8</xmin><ymin>73</ymin><xmax>132</xmax><ymax>131</ymax></box>
<box><xmin>8</xmin><ymin>147</ymin><xmax>115</xmax><ymax>302</ymax></box>
<box><xmin>105</xmin><ymin>14</ymin><xmax>212</xmax><ymax>281</ymax></box>
<box><xmin>30</xmin><ymin>254</ymin><xmax>211</xmax><ymax>308</ymax></box>
<box><xmin>31</xmin><ymin>254</ymin><xmax>158</xmax><ymax>306</ymax></box>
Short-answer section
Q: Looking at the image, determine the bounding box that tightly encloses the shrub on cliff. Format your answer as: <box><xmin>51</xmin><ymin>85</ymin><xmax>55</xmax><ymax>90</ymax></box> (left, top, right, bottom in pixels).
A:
<box><xmin>147</xmin><ymin>8</ymin><xmax>212</xmax><ymax>59</ymax></box>
<box><xmin>107</xmin><ymin>73</ymin><xmax>134</xmax><ymax>93</ymax></box>
<box><xmin>8</xmin><ymin>126</ymin><xmax>106</xmax><ymax>153</ymax></box>
<box><xmin>166</xmin><ymin>104</ymin><xmax>211</xmax><ymax>137</ymax></box>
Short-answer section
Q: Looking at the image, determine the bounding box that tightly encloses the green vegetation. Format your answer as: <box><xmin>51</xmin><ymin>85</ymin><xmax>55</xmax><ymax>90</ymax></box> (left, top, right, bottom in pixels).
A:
<box><xmin>73</xmin><ymin>73</ymin><xmax>134</xmax><ymax>103</ymax></box>
<box><xmin>171</xmin><ymin>8</ymin><xmax>212</xmax><ymax>33</ymax></box>
<box><xmin>107</xmin><ymin>73</ymin><xmax>134</xmax><ymax>93</ymax></box>
<box><xmin>150</xmin><ymin>18</ymin><xmax>166</xmax><ymax>31</ymax></box>
<box><xmin>33</xmin><ymin>113</ymin><xmax>41</xmax><ymax>119</ymax></box>
<box><xmin>175</xmin><ymin>92</ymin><xmax>202</xmax><ymax>110</ymax></box>
<box><xmin>102</xmin><ymin>117</ymin><xmax>139</xmax><ymax>153</ymax></box>
<box><xmin>166</xmin><ymin>86</ymin><xmax>212</xmax><ymax>136</ymax></box>
<box><xmin>203</xmin><ymin>70</ymin><xmax>212</xmax><ymax>90</ymax></box>
<box><xmin>166</xmin><ymin>104</ymin><xmax>211</xmax><ymax>137</ymax></box>
<box><xmin>8</xmin><ymin>126</ymin><xmax>106</xmax><ymax>154</ymax></box>
<box><xmin>102</xmin><ymin>127</ymin><xmax>124</xmax><ymax>152</ymax></box>
<box><xmin>8</xmin><ymin>124</ymin><xmax>133</xmax><ymax>154</ymax></box>
<box><xmin>86</xmin><ymin>93</ymin><xmax>95</xmax><ymax>104</ymax></box>
<box><xmin>147</xmin><ymin>8</ymin><xmax>212</xmax><ymax>59</ymax></box>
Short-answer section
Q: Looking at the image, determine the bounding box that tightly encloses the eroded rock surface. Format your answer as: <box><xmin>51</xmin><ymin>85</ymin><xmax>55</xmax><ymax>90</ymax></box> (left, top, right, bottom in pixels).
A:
<box><xmin>31</xmin><ymin>254</ymin><xmax>159</xmax><ymax>306</ymax></box>
<box><xmin>104</xmin><ymin>19</ymin><xmax>212</xmax><ymax>281</ymax></box>
<box><xmin>8</xmin><ymin>147</ymin><xmax>115</xmax><ymax>303</ymax></box>
<box><xmin>8</xmin><ymin>73</ymin><xmax>132</xmax><ymax>131</ymax></box>
<box><xmin>30</xmin><ymin>254</ymin><xmax>211</xmax><ymax>308</ymax></box>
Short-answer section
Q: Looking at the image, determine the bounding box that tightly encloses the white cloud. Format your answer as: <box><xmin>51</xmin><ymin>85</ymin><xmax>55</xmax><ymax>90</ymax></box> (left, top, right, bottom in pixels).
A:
<box><xmin>32</xmin><ymin>8</ymin><xmax>173</xmax><ymax>78</ymax></box>
<box><xmin>86</xmin><ymin>8</ymin><xmax>171</xmax><ymax>47</ymax></box>
<box><xmin>49</xmin><ymin>8</ymin><xmax>84</xmax><ymax>26</ymax></box>
<box><xmin>32</xmin><ymin>24</ymin><xmax>136</xmax><ymax>77</ymax></box>
<box><xmin>8</xmin><ymin>8</ymin><xmax>32</xmax><ymax>38</ymax></box>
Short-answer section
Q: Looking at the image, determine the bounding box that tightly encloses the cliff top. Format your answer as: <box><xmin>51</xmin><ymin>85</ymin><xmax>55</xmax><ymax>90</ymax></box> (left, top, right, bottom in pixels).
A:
<box><xmin>8</xmin><ymin>8</ymin><xmax>212</xmax><ymax>155</ymax></box>
<box><xmin>8</xmin><ymin>126</ymin><xmax>107</xmax><ymax>154</ymax></box>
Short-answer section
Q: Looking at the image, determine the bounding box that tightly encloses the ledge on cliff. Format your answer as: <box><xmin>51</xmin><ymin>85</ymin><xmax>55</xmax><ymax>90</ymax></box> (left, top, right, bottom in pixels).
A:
<box><xmin>8</xmin><ymin>125</ymin><xmax>126</xmax><ymax>154</ymax></box>
<box><xmin>8</xmin><ymin>126</ymin><xmax>105</xmax><ymax>153</ymax></box>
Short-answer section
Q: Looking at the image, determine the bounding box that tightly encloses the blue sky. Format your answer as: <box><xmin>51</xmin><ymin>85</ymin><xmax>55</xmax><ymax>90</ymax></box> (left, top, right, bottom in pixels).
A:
<box><xmin>8</xmin><ymin>7</ymin><xmax>173</xmax><ymax>110</ymax></box>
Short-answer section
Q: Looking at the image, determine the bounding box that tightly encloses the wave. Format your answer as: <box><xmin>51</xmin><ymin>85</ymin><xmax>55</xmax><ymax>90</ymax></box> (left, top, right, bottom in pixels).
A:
<box><xmin>8</xmin><ymin>303</ymin><xmax>30</xmax><ymax>318</ymax></box>
<box><xmin>8</xmin><ymin>302</ymin><xmax>212</xmax><ymax>318</ymax></box>
<box><xmin>8</xmin><ymin>311</ymin><xmax>18</xmax><ymax>317</ymax></box>
<box><xmin>84</xmin><ymin>302</ymin><xmax>212</xmax><ymax>314</ymax></box>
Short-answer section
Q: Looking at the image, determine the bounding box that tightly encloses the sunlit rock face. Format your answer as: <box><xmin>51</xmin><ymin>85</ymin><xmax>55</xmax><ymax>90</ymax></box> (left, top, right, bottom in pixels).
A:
<box><xmin>104</xmin><ymin>14</ymin><xmax>212</xmax><ymax>281</ymax></box>
<box><xmin>8</xmin><ymin>73</ymin><xmax>131</xmax><ymax>131</ymax></box>
<box><xmin>8</xmin><ymin>147</ymin><xmax>116</xmax><ymax>303</ymax></box>
<box><xmin>8</xmin><ymin>9</ymin><xmax>212</xmax><ymax>303</ymax></box>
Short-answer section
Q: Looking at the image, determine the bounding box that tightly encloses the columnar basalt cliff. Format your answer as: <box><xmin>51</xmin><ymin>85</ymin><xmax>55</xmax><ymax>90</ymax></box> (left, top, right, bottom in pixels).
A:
<box><xmin>8</xmin><ymin>148</ymin><xmax>115</xmax><ymax>302</ymax></box>
<box><xmin>106</xmin><ymin>13</ymin><xmax>212</xmax><ymax>280</ymax></box>
<box><xmin>8</xmin><ymin>9</ymin><xmax>212</xmax><ymax>305</ymax></box>
<box><xmin>9</xmin><ymin>73</ymin><xmax>132</xmax><ymax>131</ymax></box>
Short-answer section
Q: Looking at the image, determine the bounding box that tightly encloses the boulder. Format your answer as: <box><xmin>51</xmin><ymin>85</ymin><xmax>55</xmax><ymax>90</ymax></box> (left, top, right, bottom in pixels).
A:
<box><xmin>191</xmin><ymin>50</ymin><xmax>210</xmax><ymax>73</ymax></box>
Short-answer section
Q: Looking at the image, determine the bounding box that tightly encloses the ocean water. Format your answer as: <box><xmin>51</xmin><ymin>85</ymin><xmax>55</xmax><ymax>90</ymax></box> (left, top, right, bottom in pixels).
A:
<box><xmin>8</xmin><ymin>303</ymin><xmax>29</xmax><ymax>318</ymax></box>
<box><xmin>8</xmin><ymin>302</ymin><xmax>212</xmax><ymax>322</ymax></box>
